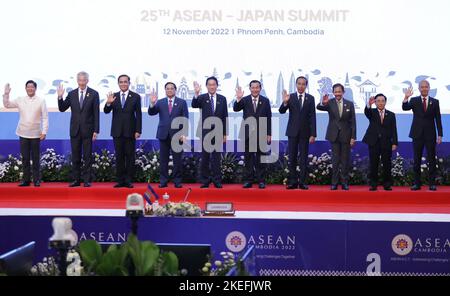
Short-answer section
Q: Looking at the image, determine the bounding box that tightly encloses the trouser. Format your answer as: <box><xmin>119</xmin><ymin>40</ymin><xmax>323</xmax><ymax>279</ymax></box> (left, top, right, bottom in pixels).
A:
<box><xmin>70</xmin><ymin>134</ymin><xmax>93</xmax><ymax>182</ymax></box>
<box><xmin>412</xmin><ymin>138</ymin><xmax>437</xmax><ymax>186</ymax></box>
<box><xmin>114</xmin><ymin>136</ymin><xmax>136</xmax><ymax>184</ymax></box>
<box><xmin>368</xmin><ymin>142</ymin><xmax>392</xmax><ymax>187</ymax></box>
<box><xmin>287</xmin><ymin>136</ymin><xmax>309</xmax><ymax>185</ymax></box>
<box><xmin>331</xmin><ymin>140</ymin><xmax>351</xmax><ymax>185</ymax></box>
<box><xmin>159</xmin><ymin>137</ymin><xmax>183</xmax><ymax>185</ymax></box>
<box><xmin>244</xmin><ymin>138</ymin><xmax>266</xmax><ymax>183</ymax></box>
<box><xmin>19</xmin><ymin>137</ymin><xmax>40</xmax><ymax>182</ymax></box>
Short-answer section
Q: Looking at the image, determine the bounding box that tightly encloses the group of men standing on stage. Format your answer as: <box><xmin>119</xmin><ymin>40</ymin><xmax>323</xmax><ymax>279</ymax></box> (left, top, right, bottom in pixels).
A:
<box><xmin>2</xmin><ymin>72</ymin><xmax>444</xmax><ymax>191</ymax></box>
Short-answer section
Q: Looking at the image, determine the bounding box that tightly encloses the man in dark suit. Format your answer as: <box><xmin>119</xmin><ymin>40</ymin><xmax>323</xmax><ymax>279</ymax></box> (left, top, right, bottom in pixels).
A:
<box><xmin>192</xmin><ymin>76</ymin><xmax>228</xmax><ymax>188</ymax></box>
<box><xmin>402</xmin><ymin>80</ymin><xmax>443</xmax><ymax>191</ymax></box>
<box><xmin>104</xmin><ymin>74</ymin><xmax>142</xmax><ymax>188</ymax></box>
<box><xmin>57</xmin><ymin>71</ymin><xmax>99</xmax><ymax>187</ymax></box>
<box><xmin>317</xmin><ymin>83</ymin><xmax>356</xmax><ymax>190</ymax></box>
<box><xmin>279</xmin><ymin>76</ymin><xmax>316</xmax><ymax>190</ymax></box>
<box><xmin>363</xmin><ymin>94</ymin><xmax>398</xmax><ymax>191</ymax></box>
<box><xmin>148</xmin><ymin>82</ymin><xmax>189</xmax><ymax>188</ymax></box>
<box><xmin>234</xmin><ymin>80</ymin><xmax>272</xmax><ymax>189</ymax></box>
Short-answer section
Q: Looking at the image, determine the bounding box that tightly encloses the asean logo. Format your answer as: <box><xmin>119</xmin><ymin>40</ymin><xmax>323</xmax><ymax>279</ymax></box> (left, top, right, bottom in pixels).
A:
<box><xmin>225</xmin><ymin>231</ymin><xmax>247</xmax><ymax>253</ymax></box>
<box><xmin>391</xmin><ymin>234</ymin><xmax>413</xmax><ymax>256</ymax></box>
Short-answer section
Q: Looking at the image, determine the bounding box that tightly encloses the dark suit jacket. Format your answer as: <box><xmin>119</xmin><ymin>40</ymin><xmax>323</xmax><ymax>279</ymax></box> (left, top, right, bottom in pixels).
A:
<box><xmin>148</xmin><ymin>97</ymin><xmax>189</xmax><ymax>141</ymax></box>
<box><xmin>316</xmin><ymin>98</ymin><xmax>356</xmax><ymax>143</ymax></box>
<box><xmin>402</xmin><ymin>96</ymin><xmax>443</xmax><ymax>141</ymax></box>
<box><xmin>192</xmin><ymin>93</ymin><xmax>228</xmax><ymax>137</ymax></box>
<box><xmin>279</xmin><ymin>93</ymin><xmax>316</xmax><ymax>138</ymax></box>
<box><xmin>58</xmin><ymin>87</ymin><xmax>100</xmax><ymax>138</ymax></box>
<box><xmin>104</xmin><ymin>91</ymin><xmax>142</xmax><ymax>138</ymax></box>
<box><xmin>233</xmin><ymin>95</ymin><xmax>272</xmax><ymax>140</ymax></box>
<box><xmin>362</xmin><ymin>106</ymin><xmax>398</xmax><ymax>147</ymax></box>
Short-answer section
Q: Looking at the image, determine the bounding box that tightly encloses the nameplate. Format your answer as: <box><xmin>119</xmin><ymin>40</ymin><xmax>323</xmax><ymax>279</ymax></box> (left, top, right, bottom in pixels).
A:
<box><xmin>204</xmin><ymin>202</ymin><xmax>235</xmax><ymax>216</ymax></box>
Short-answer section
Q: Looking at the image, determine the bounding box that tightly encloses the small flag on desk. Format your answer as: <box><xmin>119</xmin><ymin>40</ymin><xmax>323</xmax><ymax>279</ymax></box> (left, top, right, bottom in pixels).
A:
<box><xmin>143</xmin><ymin>182</ymin><xmax>159</xmax><ymax>206</ymax></box>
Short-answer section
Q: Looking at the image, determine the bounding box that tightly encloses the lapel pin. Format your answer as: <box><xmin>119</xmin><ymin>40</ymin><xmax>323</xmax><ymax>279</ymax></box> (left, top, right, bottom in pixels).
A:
<box><xmin>86</xmin><ymin>93</ymin><xmax>90</xmax><ymax>97</ymax></box>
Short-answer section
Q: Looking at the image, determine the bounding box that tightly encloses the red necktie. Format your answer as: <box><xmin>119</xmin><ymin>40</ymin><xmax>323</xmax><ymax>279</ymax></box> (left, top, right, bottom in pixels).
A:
<box><xmin>423</xmin><ymin>97</ymin><xmax>427</xmax><ymax>112</ymax></box>
<box><xmin>168</xmin><ymin>99</ymin><xmax>173</xmax><ymax>114</ymax></box>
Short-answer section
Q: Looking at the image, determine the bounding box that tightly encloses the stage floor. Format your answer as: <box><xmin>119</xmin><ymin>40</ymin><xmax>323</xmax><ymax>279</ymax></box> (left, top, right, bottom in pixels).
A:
<box><xmin>0</xmin><ymin>183</ymin><xmax>450</xmax><ymax>221</ymax></box>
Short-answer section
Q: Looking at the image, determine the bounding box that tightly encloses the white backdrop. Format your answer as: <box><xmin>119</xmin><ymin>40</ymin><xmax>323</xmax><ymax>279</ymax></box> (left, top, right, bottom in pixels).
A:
<box><xmin>1</xmin><ymin>0</ymin><xmax>449</xmax><ymax>113</ymax></box>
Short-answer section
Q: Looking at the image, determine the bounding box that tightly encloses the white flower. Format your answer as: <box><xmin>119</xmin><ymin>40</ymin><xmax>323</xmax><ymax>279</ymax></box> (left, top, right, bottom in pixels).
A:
<box><xmin>214</xmin><ymin>260</ymin><xmax>222</xmax><ymax>267</ymax></box>
<box><xmin>202</xmin><ymin>267</ymin><xmax>209</xmax><ymax>273</ymax></box>
<box><xmin>14</xmin><ymin>166</ymin><xmax>19</xmax><ymax>171</ymax></box>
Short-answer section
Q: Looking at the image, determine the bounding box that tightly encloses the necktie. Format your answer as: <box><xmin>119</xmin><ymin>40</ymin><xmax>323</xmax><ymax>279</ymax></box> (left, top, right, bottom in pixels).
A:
<box><xmin>121</xmin><ymin>93</ymin><xmax>126</xmax><ymax>108</ymax></box>
<box><xmin>423</xmin><ymin>97</ymin><xmax>427</xmax><ymax>112</ymax></box>
<box><xmin>79</xmin><ymin>90</ymin><xmax>84</xmax><ymax>107</ymax></box>
<box><xmin>299</xmin><ymin>94</ymin><xmax>303</xmax><ymax>110</ymax></box>
<box><xmin>168</xmin><ymin>98</ymin><xmax>173</xmax><ymax>114</ymax></box>
<box><xmin>338</xmin><ymin>100</ymin><xmax>343</xmax><ymax>117</ymax></box>
<box><xmin>210</xmin><ymin>95</ymin><xmax>215</xmax><ymax>113</ymax></box>
<box><xmin>380</xmin><ymin>110</ymin><xmax>384</xmax><ymax>124</ymax></box>
<box><xmin>253</xmin><ymin>98</ymin><xmax>257</xmax><ymax>112</ymax></box>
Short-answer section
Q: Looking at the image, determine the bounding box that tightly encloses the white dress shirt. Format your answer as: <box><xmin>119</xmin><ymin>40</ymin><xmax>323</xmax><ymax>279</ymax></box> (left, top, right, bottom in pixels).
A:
<box><xmin>3</xmin><ymin>94</ymin><xmax>49</xmax><ymax>138</ymax></box>
<box><xmin>78</xmin><ymin>87</ymin><xmax>87</xmax><ymax>101</ymax></box>
<box><xmin>209</xmin><ymin>93</ymin><xmax>219</xmax><ymax>111</ymax></box>
<box><xmin>251</xmin><ymin>96</ymin><xmax>259</xmax><ymax>110</ymax></box>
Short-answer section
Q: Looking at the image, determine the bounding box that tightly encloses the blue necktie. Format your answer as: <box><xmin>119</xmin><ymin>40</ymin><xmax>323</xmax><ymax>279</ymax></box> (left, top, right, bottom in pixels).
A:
<box><xmin>121</xmin><ymin>93</ymin><xmax>126</xmax><ymax>108</ymax></box>
<box><xmin>210</xmin><ymin>95</ymin><xmax>214</xmax><ymax>113</ymax></box>
<box><xmin>79</xmin><ymin>91</ymin><xmax>84</xmax><ymax>107</ymax></box>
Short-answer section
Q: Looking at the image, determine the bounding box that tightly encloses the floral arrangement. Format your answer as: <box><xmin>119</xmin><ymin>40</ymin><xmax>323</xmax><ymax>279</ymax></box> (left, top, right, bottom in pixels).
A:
<box><xmin>0</xmin><ymin>154</ymin><xmax>23</xmax><ymax>182</ymax></box>
<box><xmin>91</xmin><ymin>149</ymin><xmax>115</xmax><ymax>182</ymax></box>
<box><xmin>0</xmin><ymin>147</ymin><xmax>448</xmax><ymax>185</ymax></box>
<box><xmin>30</xmin><ymin>256</ymin><xmax>59</xmax><ymax>276</ymax></box>
<box><xmin>40</xmin><ymin>148</ymin><xmax>69</xmax><ymax>182</ymax></box>
<box><xmin>201</xmin><ymin>251</ymin><xmax>237</xmax><ymax>276</ymax></box>
<box><xmin>152</xmin><ymin>201</ymin><xmax>202</xmax><ymax>217</ymax></box>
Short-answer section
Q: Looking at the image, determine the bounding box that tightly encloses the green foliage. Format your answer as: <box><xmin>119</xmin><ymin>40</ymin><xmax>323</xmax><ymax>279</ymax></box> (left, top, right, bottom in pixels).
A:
<box><xmin>78</xmin><ymin>234</ymin><xmax>179</xmax><ymax>276</ymax></box>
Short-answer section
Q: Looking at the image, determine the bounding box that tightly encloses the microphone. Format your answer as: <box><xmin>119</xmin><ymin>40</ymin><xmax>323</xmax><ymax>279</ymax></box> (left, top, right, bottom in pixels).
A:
<box><xmin>183</xmin><ymin>188</ymin><xmax>192</xmax><ymax>202</ymax></box>
<box><xmin>49</xmin><ymin>217</ymin><xmax>78</xmax><ymax>247</ymax></box>
<box><xmin>125</xmin><ymin>193</ymin><xmax>144</xmax><ymax>236</ymax></box>
<box><xmin>126</xmin><ymin>193</ymin><xmax>144</xmax><ymax>217</ymax></box>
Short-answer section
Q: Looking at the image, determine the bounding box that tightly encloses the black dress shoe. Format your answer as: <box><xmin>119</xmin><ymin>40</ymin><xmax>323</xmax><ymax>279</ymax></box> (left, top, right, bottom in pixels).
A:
<box><xmin>243</xmin><ymin>182</ymin><xmax>252</xmax><ymax>188</ymax></box>
<box><xmin>369</xmin><ymin>186</ymin><xmax>377</xmax><ymax>191</ymax></box>
<box><xmin>384</xmin><ymin>186</ymin><xmax>392</xmax><ymax>191</ymax></box>
<box><xmin>331</xmin><ymin>185</ymin><xmax>338</xmax><ymax>190</ymax></box>
<box><xmin>342</xmin><ymin>184</ymin><xmax>349</xmax><ymax>191</ymax></box>
<box><xmin>429</xmin><ymin>185</ymin><xmax>437</xmax><ymax>191</ymax></box>
<box><xmin>123</xmin><ymin>183</ymin><xmax>134</xmax><ymax>188</ymax></box>
<box><xmin>411</xmin><ymin>185</ymin><xmax>421</xmax><ymax>191</ymax></box>
<box><xmin>159</xmin><ymin>183</ymin><xmax>168</xmax><ymax>188</ymax></box>
<box><xmin>175</xmin><ymin>183</ymin><xmax>183</xmax><ymax>188</ymax></box>
<box><xmin>34</xmin><ymin>181</ymin><xmax>41</xmax><ymax>187</ymax></box>
<box><xmin>69</xmin><ymin>181</ymin><xmax>81</xmax><ymax>187</ymax></box>
<box><xmin>298</xmin><ymin>184</ymin><xmax>309</xmax><ymax>190</ymax></box>
<box><xmin>213</xmin><ymin>182</ymin><xmax>223</xmax><ymax>189</ymax></box>
<box><xmin>200</xmin><ymin>183</ymin><xmax>209</xmax><ymax>188</ymax></box>
<box><xmin>114</xmin><ymin>183</ymin><xmax>124</xmax><ymax>188</ymax></box>
<box><xmin>258</xmin><ymin>182</ymin><xmax>266</xmax><ymax>189</ymax></box>
<box><xmin>286</xmin><ymin>184</ymin><xmax>297</xmax><ymax>190</ymax></box>
<box><xmin>84</xmin><ymin>182</ymin><xmax>91</xmax><ymax>187</ymax></box>
<box><xmin>18</xmin><ymin>181</ymin><xmax>30</xmax><ymax>187</ymax></box>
